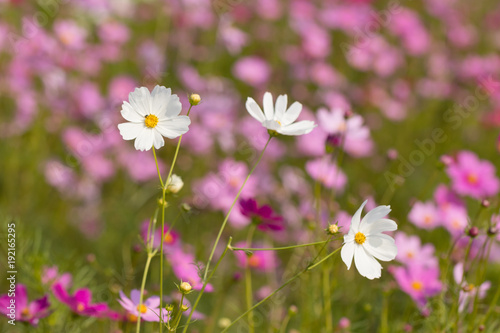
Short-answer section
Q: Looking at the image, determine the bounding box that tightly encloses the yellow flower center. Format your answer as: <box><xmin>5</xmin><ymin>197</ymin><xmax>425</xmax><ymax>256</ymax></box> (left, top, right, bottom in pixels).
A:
<box><xmin>424</xmin><ymin>215</ymin><xmax>432</xmax><ymax>225</ymax></box>
<box><xmin>128</xmin><ymin>313</ymin><xmax>138</xmax><ymax>322</ymax></box>
<box><xmin>136</xmin><ymin>304</ymin><xmax>148</xmax><ymax>314</ymax></box>
<box><xmin>77</xmin><ymin>303</ymin><xmax>85</xmax><ymax>312</ymax></box>
<box><xmin>406</xmin><ymin>251</ymin><xmax>414</xmax><ymax>259</ymax></box>
<box><xmin>275</xmin><ymin>120</ymin><xmax>282</xmax><ymax>126</ymax></box>
<box><xmin>411</xmin><ymin>281</ymin><xmax>423</xmax><ymax>291</ymax></box>
<box><xmin>164</xmin><ymin>233</ymin><xmax>174</xmax><ymax>244</ymax></box>
<box><xmin>144</xmin><ymin>114</ymin><xmax>159</xmax><ymax>128</ymax></box>
<box><xmin>354</xmin><ymin>232</ymin><xmax>366</xmax><ymax>245</ymax></box>
<box><xmin>248</xmin><ymin>255</ymin><xmax>261</xmax><ymax>268</ymax></box>
<box><xmin>21</xmin><ymin>308</ymin><xmax>30</xmax><ymax>316</ymax></box>
<box><xmin>467</xmin><ymin>173</ymin><xmax>478</xmax><ymax>185</ymax></box>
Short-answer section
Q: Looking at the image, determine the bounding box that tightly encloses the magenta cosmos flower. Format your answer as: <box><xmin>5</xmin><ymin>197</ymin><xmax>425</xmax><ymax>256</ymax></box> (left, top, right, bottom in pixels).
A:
<box><xmin>0</xmin><ymin>284</ymin><xmax>50</xmax><ymax>325</ymax></box>
<box><xmin>118</xmin><ymin>290</ymin><xmax>166</xmax><ymax>322</ymax></box>
<box><xmin>392</xmin><ymin>264</ymin><xmax>442</xmax><ymax>307</ymax></box>
<box><xmin>446</xmin><ymin>151</ymin><xmax>500</xmax><ymax>199</ymax></box>
<box><xmin>239</xmin><ymin>198</ymin><xmax>284</xmax><ymax>232</ymax></box>
<box><xmin>52</xmin><ymin>282</ymin><xmax>109</xmax><ymax>317</ymax></box>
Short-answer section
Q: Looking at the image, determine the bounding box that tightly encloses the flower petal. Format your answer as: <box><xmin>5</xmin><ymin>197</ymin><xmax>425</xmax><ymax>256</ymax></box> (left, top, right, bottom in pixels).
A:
<box><xmin>277</xmin><ymin>120</ymin><xmax>316</xmax><ymax>136</ymax></box>
<box><xmin>156</xmin><ymin>116</ymin><xmax>190</xmax><ymax>139</ymax></box>
<box><xmin>134</xmin><ymin>128</ymin><xmax>154</xmax><ymax>151</ymax></box>
<box><xmin>245</xmin><ymin>97</ymin><xmax>266</xmax><ymax>123</ymax></box>
<box><xmin>118</xmin><ymin>122</ymin><xmax>145</xmax><ymax>140</ymax></box>
<box><xmin>361</xmin><ymin>218</ymin><xmax>397</xmax><ymax>234</ymax></box>
<box><xmin>153</xmin><ymin>130</ymin><xmax>165</xmax><ymax>149</ymax></box>
<box><xmin>121</xmin><ymin>101</ymin><xmax>144</xmax><ymax>122</ymax></box>
<box><xmin>350</xmin><ymin>200</ymin><xmax>368</xmax><ymax>232</ymax></box>
<box><xmin>263</xmin><ymin>92</ymin><xmax>274</xmax><ymax>120</ymax></box>
<box><xmin>150</xmin><ymin>85</ymin><xmax>172</xmax><ymax>117</ymax></box>
<box><xmin>129</xmin><ymin>87</ymin><xmax>151</xmax><ymax>116</ymax></box>
<box><xmin>274</xmin><ymin>94</ymin><xmax>288</xmax><ymax>121</ymax></box>
<box><xmin>364</xmin><ymin>234</ymin><xmax>398</xmax><ymax>261</ymax></box>
<box><xmin>341</xmin><ymin>241</ymin><xmax>355</xmax><ymax>270</ymax></box>
<box><xmin>281</xmin><ymin>101</ymin><xmax>302</xmax><ymax>125</ymax></box>
<box><xmin>361</xmin><ymin>205</ymin><xmax>391</xmax><ymax>226</ymax></box>
<box><xmin>163</xmin><ymin>94</ymin><xmax>182</xmax><ymax>118</ymax></box>
<box><xmin>354</xmin><ymin>246</ymin><xmax>382</xmax><ymax>279</ymax></box>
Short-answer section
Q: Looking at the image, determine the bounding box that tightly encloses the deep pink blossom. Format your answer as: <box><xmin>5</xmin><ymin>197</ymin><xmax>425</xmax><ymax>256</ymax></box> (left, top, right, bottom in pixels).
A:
<box><xmin>52</xmin><ymin>283</ymin><xmax>109</xmax><ymax>317</ymax></box>
<box><xmin>0</xmin><ymin>284</ymin><xmax>50</xmax><ymax>325</ymax></box>
<box><xmin>239</xmin><ymin>198</ymin><xmax>284</xmax><ymax>232</ymax></box>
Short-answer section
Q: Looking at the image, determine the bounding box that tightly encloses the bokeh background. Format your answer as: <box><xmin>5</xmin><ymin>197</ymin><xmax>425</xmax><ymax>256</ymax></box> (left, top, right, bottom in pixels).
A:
<box><xmin>1</xmin><ymin>0</ymin><xmax>500</xmax><ymax>332</ymax></box>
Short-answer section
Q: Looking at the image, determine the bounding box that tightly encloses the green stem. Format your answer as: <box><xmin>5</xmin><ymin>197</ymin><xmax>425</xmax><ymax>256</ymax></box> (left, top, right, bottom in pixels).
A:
<box><xmin>182</xmin><ymin>238</ymin><xmax>233</xmax><ymax>333</ymax></box>
<box><xmin>158</xmin><ymin>104</ymin><xmax>193</xmax><ymax>333</ymax></box>
<box><xmin>136</xmin><ymin>254</ymin><xmax>155</xmax><ymax>333</ymax></box>
<box><xmin>153</xmin><ymin>148</ymin><xmax>164</xmax><ymax>188</ymax></box>
<box><xmin>230</xmin><ymin>239</ymin><xmax>337</xmax><ymax>252</ymax></box>
<box><xmin>278</xmin><ymin>313</ymin><xmax>292</xmax><ymax>333</ymax></box>
<box><xmin>221</xmin><ymin>247</ymin><xmax>342</xmax><ymax>332</ymax></box>
<box><xmin>182</xmin><ymin>137</ymin><xmax>272</xmax><ymax>332</ymax></box>
<box><xmin>245</xmin><ymin>224</ymin><xmax>256</xmax><ymax>333</ymax></box>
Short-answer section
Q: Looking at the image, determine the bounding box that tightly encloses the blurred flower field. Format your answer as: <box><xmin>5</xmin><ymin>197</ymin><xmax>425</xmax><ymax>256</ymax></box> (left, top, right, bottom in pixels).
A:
<box><xmin>1</xmin><ymin>0</ymin><xmax>500</xmax><ymax>332</ymax></box>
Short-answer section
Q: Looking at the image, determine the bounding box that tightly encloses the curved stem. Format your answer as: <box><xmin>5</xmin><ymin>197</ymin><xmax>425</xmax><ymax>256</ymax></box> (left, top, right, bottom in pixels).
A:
<box><xmin>153</xmin><ymin>148</ymin><xmax>164</xmax><ymax>188</ymax></box>
<box><xmin>136</xmin><ymin>254</ymin><xmax>154</xmax><ymax>333</ymax></box>
<box><xmin>230</xmin><ymin>239</ymin><xmax>337</xmax><ymax>252</ymax></box>
<box><xmin>182</xmin><ymin>137</ymin><xmax>272</xmax><ymax>332</ymax></box>
<box><xmin>182</xmin><ymin>238</ymin><xmax>233</xmax><ymax>333</ymax></box>
<box><xmin>245</xmin><ymin>224</ymin><xmax>256</xmax><ymax>333</ymax></box>
<box><xmin>221</xmin><ymin>247</ymin><xmax>341</xmax><ymax>332</ymax></box>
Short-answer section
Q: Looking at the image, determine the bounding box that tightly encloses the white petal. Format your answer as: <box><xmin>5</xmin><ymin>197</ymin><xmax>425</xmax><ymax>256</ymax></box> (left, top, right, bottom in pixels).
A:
<box><xmin>350</xmin><ymin>200</ymin><xmax>368</xmax><ymax>232</ymax></box>
<box><xmin>341</xmin><ymin>241</ymin><xmax>355</xmax><ymax>270</ymax></box>
<box><xmin>277</xmin><ymin>120</ymin><xmax>316</xmax><ymax>136</ymax></box>
<box><xmin>274</xmin><ymin>94</ymin><xmax>288</xmax><ymax>121</ymax></box>
<box><xmin>361</xmin><ymin>218</ymin><xmax>397</xmax><ymax>235</ymax></box>
<box><xmin>118</xmin><ymin>122</ymin><xmax>144</xmax><ymax>140</ymax></box>
<box><xmin>354</xmin><ymin>246</ymin><xmax>382</xmax><ymax>279</ymax></box>
<box><xmin>364</xmin><ymin>234</ymin><xmax>398</xmax><ymax>261</ymax></box>
<box><xmin>245</xmin><ymin>97</ymin><xmax>265</xmax><ymax>123</ymax></box>
<box><xmin>281</xmin><ymin>101</ymin><xmax>302</xmax><ymax>125</ymax></box>
<box><xmin>134</xmin><ymin>128</ymin><xmax>154</xmax><ymax>151</ymax></box>
<box><xmin>121</xmin><ymin>101</ymin><xmax>144</xmax><ymax>122</ymax></box>
<box><xmin>156</xmin><ymin>116</ymin><xmax>190</xmax><ymax>139</ymax></box>
<box><xmin>153</xmin><ymin>130</ymin><xmax>165</xmax><ymax>149</ymax></box>
<box><xmin>361</xmin><ymin>205</ymin><xmax>391</xmax><ymax>226</ymax></box>
<box><xmin>263</xmin><ymin>92</ymin><xmax>274</xmax><ymax>120</ymax></box>
<box><xmin>163</xmin><ymin>94</ymin><xmax>182</xmax><ymax>118</ymax></box>
<box><xmin>129</xmin><ymin>87</ymin><xmax>152</xmax><ymax>116</ymax></box>
<box><xmin>150</xmin><ymin>86</ymin><xmax>172</xmax><ymax>117</ymax></box>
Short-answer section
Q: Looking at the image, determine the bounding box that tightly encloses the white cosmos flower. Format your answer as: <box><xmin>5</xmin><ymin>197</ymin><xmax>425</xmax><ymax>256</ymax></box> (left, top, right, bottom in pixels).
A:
<box><xmin>341</xmin><ymin>200</ymin><xmax>398</xmax><ymax>280</ymax></box>
<box><xmin>245</xmin><ymin>92</ymin><xmax>316</xmax><ymax>136</ymax></box>
<box><xmin>166</xmin><ymin>174</ymin><xmax>184</xmax><ymax>194</ymax></box>
<box><xmin>117</xmin><ymin>86</ymin><xmax>191</xmax><ymax>151</ymax></box>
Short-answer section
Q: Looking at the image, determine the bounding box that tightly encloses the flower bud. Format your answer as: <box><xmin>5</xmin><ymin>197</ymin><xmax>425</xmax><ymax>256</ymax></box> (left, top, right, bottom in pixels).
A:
<box><xmin>189</xmin><ymin>93</ymin><xmax>201</xmax><ymax>106</ymax></box>
<box><xmin>180</xmin><ymin>304</ymin><xmax>189</xmax><ymax>312</ymax></box>
<box><xmin>218</xmin><ymin>318</ymin><xmax>231</xmax><ymax>328</ymax></box>
<box><xmin>179</xmin><ymin>281</ymin><xmax>192</xmax><ymax>294</ymax></box>
<box><xmin>288</xmin><ymin>305</ymin><xmax>298</xmax><ymax>316</ymax></box>
<box><xmin>326</xmin><ymin>223</ymin><xmax>339</xmax><ymax>235</ymax></box>
<box><xmin>166</xmin><ymin>175</ymin><xmax>184</xmax><ymax>194</ymax></box>
<box><xmin>165</xmin><ymin>304</ymin><xmax>174</xmax><ymax>312</ymax></box>
<box><xmin>468</xmin><ymin>226</ymin><xmax>479</xmax><ymax>238</ymax></box>
<box><xmin>487</xmin><ymin>226</ymin><xmax>498</xmax><ymax>236</ymax></box>
<box><xmin>481</xmin><ymin>199</ymin><xmax>490</xmax><ymax>208</ymax></box>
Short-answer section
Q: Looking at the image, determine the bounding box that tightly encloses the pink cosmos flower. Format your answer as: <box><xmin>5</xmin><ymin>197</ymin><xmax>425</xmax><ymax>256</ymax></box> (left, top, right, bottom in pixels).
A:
<box><xmin>41</xmin><ymin>266</ymin><xmax>72</xmax><ymax>288</ymax></box>
<box><xmin>233</xmin><ymin>56</ymin><xmax>271</xmax><ymax>87</ymax></box>
<box><xmin>441</xmin><ymin>205</ymin><xmax>469</xmax><ymax>238</ymax></box>
<box><xmin>453</xmin><ymin>263</ymin><xmax>491</xmax><ymax>312</ymax></box>
<box><xmin>0</xmin><ymin>284</ymin><xmax>50</xmax><ymax>325</ymax></box>
<box><xmin>233</xmin><ymin>242</ymin><xmax>278</xmax><ymax>272</ymax></box>
<box><xmin>408</xmin><ymin>201</ymin><xmax>440</xmax><ymax>230</ymax></box>
<box><xmin>394</xmin><ymin>232</ymin><xmax>438</xmax><ymax>268</ymax></box>
<box><xmin>305</xmin><ymin>157</ymin><xmax>347</xmax><ymax>192</ymax></box>
<box><xmin>52</xmin><ymin>283</ymin><xmax>109</xmax><ymax>317</ymax></box>
<box><xmin>392</xmin><ymin>264</ymin><xmax>442</xmax><ymax>307</ymax></box>
<box><xmin>53</xmin><ymin>20</ymin><xmax>87</xmax><ymax>50</ymax></box>
<box><xmin>166</xmin><ymin>248</ymin><xmax>214</xmax><ymax>292</ymax></box>
<box><xmin>117</xmin><ymin>290</ymin><xmax>166</xmax><ymax>322</ymax></box>
<box><xmin>446</xmin><ymin>151</ymin><xmax>500</xmax><ymax>199</ymax></box>
<box><xmin>239</xmin><ymin>198</ymin><xmax>284</xmax><ymax>232</ymax></box>
<box><xmin>140</xmin><ymin>220</ymin><xmax>180</xmax><ymax>250</ymax></box>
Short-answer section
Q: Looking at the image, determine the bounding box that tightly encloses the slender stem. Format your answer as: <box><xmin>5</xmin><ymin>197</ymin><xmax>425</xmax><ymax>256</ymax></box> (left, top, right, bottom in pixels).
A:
<box><xmin>278</xmin><ymin>313</ymin><xmax>292</xmax><ymax>333</ymax></box>
<box><xmin>230</xmin><ymin>239</ymin><xmax>337</xmax><ymax>252</ymax></box>
<box><xmin>221</xmin><ymin>247</ymin><xmax>341</xmax><ymax>332</ymax></box>
<box><xmin>245</xmin><ymin>224</ymin><xmax>256</xmax><ymax>333</ymax></box>
<box><xmin>153</xmin><ymin>148</ymin><xmax>164</xmax><ymax>188</ymax></box>
<box><xmin>307</xmin><ymin>248</ymin><xmax>342</xmax><ymax>271</ymax></box>
<box><xmin>182</xmin><ymin>137</ymin><xmax>272</xmax><ymax>332</ymax></box>
<box><xmin>158</xmin><ymin>104</ymin><xmax>193</xmax><ymax>333</ymax></box>
<box><xmin>182</xmin><ymin>238</ymin><xmax>233</xmax><ymax>333</ymax></box>
<box><xmin>479</xmin><ymin>276</ymin><xmax>500</xmax><ymax>326</ymax></box>
<box><xmin>136</xmin><ymin>254</ymin><xmax>155</xmax><ymax>333</ymax></box>
<box><xmin>322</xmin><ymin>265</ymin><xmax>332</xmax><ymax>331</ymax></box>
